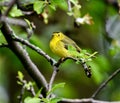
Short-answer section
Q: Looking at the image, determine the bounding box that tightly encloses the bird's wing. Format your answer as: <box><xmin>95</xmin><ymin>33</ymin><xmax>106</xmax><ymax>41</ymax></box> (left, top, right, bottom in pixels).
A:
<box><xmin>61</xmin><ymin>36</ymin><xmax>81</xmax><ymax>53</ymax></box>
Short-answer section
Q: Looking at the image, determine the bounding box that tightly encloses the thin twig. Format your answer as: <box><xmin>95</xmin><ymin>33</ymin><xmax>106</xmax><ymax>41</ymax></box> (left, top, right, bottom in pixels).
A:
<box><xmin>55</xmin><ymin>57</ymin><xmax>91</xmax><ymax>78</ymax></box>
<box><xmin>62</xmin><ymin>98</ymin><xmax>120</xmax><ymax>103</ymax></box>
<box><xmin>79</xmin><ymin>58</ymin><xmax>91</xmax><ymax>78</ymax></box>
<box><xmin>47</xmin><ymin>66</ymin><xmax>59</xmax><ymax>98</ymax></box>
<box><xmin>91</xmin><ymin>68</ymin><xmax>120</xmax><ymax>98</ymax></box>
<box><xmin>67</xmin><ymin>0</ymin><xmax>72</xmax><ymax>12</ymax></box>
<box><xmin>17</xmin><ymin>80</ymin><xmax>26</xmax><ymax>103</ymax></box>
<box><xmin>28</xmin><ymin>85</ymin><xmax>36</xmax><ymax>96</ymax></box>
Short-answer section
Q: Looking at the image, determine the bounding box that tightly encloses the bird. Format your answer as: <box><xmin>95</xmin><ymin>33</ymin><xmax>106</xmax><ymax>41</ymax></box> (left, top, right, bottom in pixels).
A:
<box><xmin>49</xmin><ymin>32</ymin><xmax>93</xmax><ymax>78</ymax></box>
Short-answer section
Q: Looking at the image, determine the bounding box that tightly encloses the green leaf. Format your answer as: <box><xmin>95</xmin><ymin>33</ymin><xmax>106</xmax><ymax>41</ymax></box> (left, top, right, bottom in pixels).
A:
<box><xmin>51</xmin><ymin>0</ymin><xmax>68</xmax><ymax>11</ymax></box>
<box><xmin>49</xmin><ymin>4</ymin><xmax>56</xmax><ymax>11</ymax></box>
<box><xmin>50</xmin><ymin>97</ymin><xmax>62</xmax><ymax>103</ymax></box>
<box><xmin>41</xmin><ymin>98</ymin><xmax>49</xmax><ymax>103</ymax></box>
<box><xmin>9</xmin><ymin>6</ymin><xmax>23</xmax><ymax>17</ymax></box>
<box><xmin>24</xmin><ymin>19</ymin><xmax>32</xmax><ymax>29</ymax></box>
<box><xmin>47</xmin><ymin>82</ymin><xmax>65</xmax><ymax>96</ymax></box>
<box><xmin>17</xmin><ymin>81</ymin><xmax>23</xmax><ymax>85</ymax></box>
<box><xmin>33</xmin><ymin>1</ymin><xmax>45</xmax><ymax>14</ymax></box>
<box><xmin>70</xmin><ymin>0</ymin><xmax>79</xmax><ymax>5</ymax></box>
<box><xmin>35</xmin><ymin>88</ymin><xmax>43</xmax><ymax>98</ymax></box>
<box><xmin>25</xmin><ymin>81</ymin><xmax>32</xmax><ymax>89</ymax></box>
<box><xmin>68</xmin><ymin>45</ymin><xmax>76</xmax><ymax>51</ymax></box>
<box><xmin>24</xmin><ymin>97</ymin><xmax>41</xmax><ymax>103</ymax></box>
<box><xmin>18</xmin><ymin>71</ymin><xmax>24</xmax><ymax>81</ymax></box>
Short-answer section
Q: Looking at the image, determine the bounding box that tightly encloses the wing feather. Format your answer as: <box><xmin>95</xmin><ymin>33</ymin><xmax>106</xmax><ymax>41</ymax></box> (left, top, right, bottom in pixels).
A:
<box><xmin>61</xmin><ymin>36</ymin><xmax>81</xmax><ymax>52</ymax></box>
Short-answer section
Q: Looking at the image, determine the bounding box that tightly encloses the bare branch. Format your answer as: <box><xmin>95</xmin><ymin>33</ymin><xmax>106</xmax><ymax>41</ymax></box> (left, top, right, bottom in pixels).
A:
<box><xmin>62</xmin><ymin>98</ymin><xmax>120</xmax><ymax>103</ymax></box>
<box><xmin>91</xmin><ymin>68</ymin><xmax>120</xmax><ymax>98</ymax></box>
<box><xmin>47</xmin><ymin>66</ymin><xmax>59</xmax><ymax>98</ymax></box>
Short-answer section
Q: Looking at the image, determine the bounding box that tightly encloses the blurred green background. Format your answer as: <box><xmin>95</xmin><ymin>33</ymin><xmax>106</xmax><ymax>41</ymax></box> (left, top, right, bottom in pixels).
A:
<box><xmin>0</xmin><ymin>0</ymin><xmax>120</xmax><ymax>103</ymax></box>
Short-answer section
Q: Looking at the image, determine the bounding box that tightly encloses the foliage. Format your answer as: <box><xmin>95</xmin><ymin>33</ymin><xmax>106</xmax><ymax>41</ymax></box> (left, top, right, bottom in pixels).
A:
<box><xmin>17</xmin><ymin>71</ymin><xmax>63</xmax><ymax>103</ymax></box>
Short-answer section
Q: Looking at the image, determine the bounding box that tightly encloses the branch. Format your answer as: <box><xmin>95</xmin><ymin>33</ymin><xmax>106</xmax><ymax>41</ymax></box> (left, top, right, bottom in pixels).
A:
<box><xmin>0</xmin><ymin>16</ymin><xmax>28</xmax><ymax>27</ymax></box>
<box><xmin>47</xmin><ymin>66</ymin><xmax>59</xmax><ymax>98</ymax></box>
<box><xmin>61</xmin><ymin>98</ymin><xmax>120</xmax><ymax>103</ymax></box>
<box><xmin>1</xmin><ymin>22</ymin><xmax>48</xmax><ymax>92</ymax></box>
<box><xmin>54</xmin><ymin>57</ymin><xmax>91</xmax><ymax>77</ymax></box>
<box><xmin>91</xmin><ymin>68</ymin><xmax>120</xmax><ymax>98</ymax></box>
<box><xmin>17</xmin><ymin>80</ymin><xmax>26</xmax><ymax>103</ymax></box>
<box><xmin>11</xmin><ymin>34</ymin><xmax>56</xmax><ymax>65</ymax></box>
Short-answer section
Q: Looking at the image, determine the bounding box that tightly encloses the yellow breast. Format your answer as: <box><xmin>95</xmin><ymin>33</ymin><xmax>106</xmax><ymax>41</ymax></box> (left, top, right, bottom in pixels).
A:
<box><xmin>50</xmin><ymin>38</ymin><xmax>69</xmax><ymax>57</ymax></box>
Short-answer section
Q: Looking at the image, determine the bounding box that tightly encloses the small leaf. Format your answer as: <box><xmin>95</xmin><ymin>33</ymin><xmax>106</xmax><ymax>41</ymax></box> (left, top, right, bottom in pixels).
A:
<box><xmin>33</xmin><ymin>1</ymin><xmax>45</xmax><ymax>14</ymax></box>
<box><xmin>24</xmin><ymin>19</ymin><xmax>32</xmax><ymax>29</ymax></box>
<box><xmin>18</xmin><ymin>71</ymin><xmax>24</xmax><ymax>81</ymax></box>
<box><xmin>24</xmin><ymin>97</ymin><xmax>41</xmax><ymax>103</ymax></box>
<box><xmin>35</xmin><ymin>88</ymin><xmax>43</xmax><ymax>98</ymax></box>
<box><xmin>17</xmin><ymin>81</ymin><xmax>23</xmax><ymax>85</ymax></box>
<box><xmin>67</xmin><ymin>11</ymin><xmax>73</xmax><ymax>16</ymax></box>
<box><xmin>70</xmin><ymin>0</ymin><xmax>79</xmax><ymax>5</ymax></box>
<box><xmin>50</xmin><ymin>97</ymin><xmax>62</xmax><ymax>103</ymax></box>
<box><xmin>49</xmin><ymin>4</ymin><xmax>56</xmax><ymax>11</ymax></box>
<box><xmin>25</xmin><ymin>81</ymin><xmax>32</xmax><ymax>90</ymax></box>
<box><xmin>47</xmin><ymin>82</ymin><xmax>65</xmax><ymax>96</ymax></box>
<box><xmin>51</xmin><ymin>0</ymin><xmax>68</xmax><ymax>11</ymax></box>
<box><xmin>41</xmin><ymin>98</ymin><xmax>49</xmax><ymax>103</ymax></box>
<box><xmin>9</xmin><ymin>6</ymin><xmax>23</xmax><ymax>17</ymax></box>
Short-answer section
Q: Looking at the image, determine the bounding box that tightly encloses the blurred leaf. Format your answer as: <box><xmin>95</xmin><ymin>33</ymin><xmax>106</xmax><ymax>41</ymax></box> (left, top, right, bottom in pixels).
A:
<box><xmin>24</xmin><ymin>19</ymin><xmax>32</xmax><ymax>30</ymax></box>
<box><xmin>17</xmin><ymin>81</ymin><xmax>23</xmax><ymax>85</ymax></box>
<box><xmin>89</xmin><ymin>55</ymin><xmax>110</xmax><ymax>84</ymax></box>
<box><xmin>70</xmin><ymin>0</ymin><xmax>79</xmax><ymax>5</ymax></box>
<box><xmin>49</xmin><ymin>4</ymin><xmax>56</xmax><ymax>11</ymax></box>
<box><xmin>9</xmin><ymin>6</ymin><xmax>23</xmax><ymax>17</ymax></box>
<box><xmin>51</xmin><ymin>0</ymin><xmax>68</xmax><ymax>11</ymax></box>
<box><xmin>33</xmin><ymin>1</ymin><xmax>45</xmax><ymax>14</ymax></box>
<box><xmin>72</xmin><ymin>5</ymin><xmax>81</xmax><ymax>18</ymax></box>
<box><xmin>25</xmin><ymin>81</ymin><xmax>32</xmax><ymax>90</ymax></box>
<box><xmin>50</xmin><ymin>97</ymin><xmax>62</xmax><ymax>103</ymax></box>
<box><xmin>47</xmin><ymin>82</ymin><xmax>65</xmax><ymax>96</ymax></box>
<box><xmin>24</xmin><ymin>97</ymin><xmax>41</xmax><ymax>103</ymax></box>
<box><xmin>17</xmin><ymin>71</ymin><xmax>24</xmax><ymax>81</ymax></box>
<box><xmin>0</xmin><ymin>31</ymin><xmax>6</xmax><ymax>43</ymax></box>
<box><xmin>35</xmin><ymin>88</ymin><xmax>43</xmax><ymax>98</ymax></box>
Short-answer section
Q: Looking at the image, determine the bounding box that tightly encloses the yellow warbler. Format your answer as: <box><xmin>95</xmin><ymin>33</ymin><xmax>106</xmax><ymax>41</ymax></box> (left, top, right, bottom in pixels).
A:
<box><xmin>49</xmin><ymin>32</ymin><xmax>82</xmax><ymax>58</ymax></box>
<box><xmin>50</xmin><ymin>32</ymin><xmax>97</xmax><ymax>78</ymax></box>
